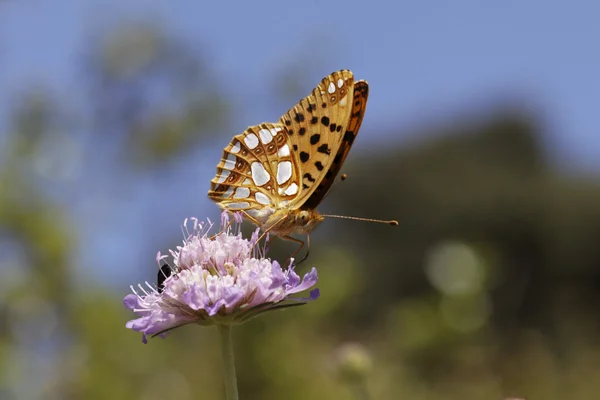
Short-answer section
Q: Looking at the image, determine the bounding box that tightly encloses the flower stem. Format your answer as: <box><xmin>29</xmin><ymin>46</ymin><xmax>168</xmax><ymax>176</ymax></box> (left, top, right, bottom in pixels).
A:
<box><xmin>217</xmin><ymin>325</ymin><xmax>239</xmax><ymax>400</ymax></box>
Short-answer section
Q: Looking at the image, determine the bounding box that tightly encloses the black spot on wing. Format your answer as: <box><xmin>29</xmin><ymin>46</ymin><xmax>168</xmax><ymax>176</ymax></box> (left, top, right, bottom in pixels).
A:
<box><xmin>303</xmin><ymin>173</ymin><xmax>316</xmax><ymax>182</ymax></box>
<box><xmin>343</xmin><ymin>130</ymin><xmax>355</xmax><ymax>145</ymax></box>
<box><xmin>317</xmin><ymin>144</ymin><xmax>331</xmax><ymax>155</ymax></box>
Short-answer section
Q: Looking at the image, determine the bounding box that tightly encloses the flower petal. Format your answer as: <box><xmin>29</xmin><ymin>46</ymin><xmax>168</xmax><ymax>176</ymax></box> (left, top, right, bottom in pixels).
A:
<box><xmin>124</xmin><ymin>213</ymin><xmax>320</xmax><ymax>341</ymax></box>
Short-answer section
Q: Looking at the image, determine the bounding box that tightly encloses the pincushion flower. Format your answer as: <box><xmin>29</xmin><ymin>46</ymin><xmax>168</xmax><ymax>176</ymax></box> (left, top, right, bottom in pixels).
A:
<box><xmin>124</xmin><ymin>212</ymin><xmax>319</xmax><ymax>343</ymax></box>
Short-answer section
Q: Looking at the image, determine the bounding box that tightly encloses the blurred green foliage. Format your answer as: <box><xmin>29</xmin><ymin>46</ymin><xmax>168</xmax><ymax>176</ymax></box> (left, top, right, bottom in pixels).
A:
<box><xmin>2</xmin><ymin>21</ymin><xmax>600</xmax><ymax>400</ymax></box>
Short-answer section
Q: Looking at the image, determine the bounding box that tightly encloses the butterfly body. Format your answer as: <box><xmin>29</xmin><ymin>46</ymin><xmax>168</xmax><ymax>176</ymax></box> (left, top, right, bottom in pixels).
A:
<box><xmin>208</xmin><ymin>70</ymin><xmax>368</xmax><ymax>239</ymax></box>
<box><xmin>262</xmin><ymin>208</ymin><xmax>324</xmax><ymax>237</ymax></box>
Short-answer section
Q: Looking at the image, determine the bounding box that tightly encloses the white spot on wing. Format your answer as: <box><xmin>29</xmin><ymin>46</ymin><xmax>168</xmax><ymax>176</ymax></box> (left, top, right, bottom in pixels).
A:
<box><xmin>277</xmin><ymin>144</ymin><xmax>290</xmax><ymax>157</ymax></box>
<box><xmin>233</xmin><ymin>187</ymin><xmax>250</xmax><ymax>199</ymax></box>
<box><xmin>258</xmin><ymin>129</ymin><xmax>273</xmax><ymax>144</ymax></box>
<box><xmin>223</xmin><ymin>154</ymin><xmax>236</xmax><ymax>170</ymax></box>
<box><xmin>276</xmin><ymin>161</ymin><xmax>292</xmax><ymax>185</ymax></box>
<box><xmin>339</xmin><ymin>96</ymin><xmax>347</xmax><ymax>107</ymax></box>
<box><xmin>328</xmin><ymin>82</ymin><xmax>336</xmax><ymax>94</ymax></box>
<box><xmin>221</xmin><ymin>186</ymin><xmax>234</xmax><ymax>198</ymax></box>
<box><xmin>243</xmin><ymin>178</ymin><xmax>252</xmax><ymax>185</ymax></box>
<box><xmin>216</xmin><ymin>169</ymin><xmax>230</xmax><ymax>183</ymax></box>
<box><xmin>227</xmin><ymin>202</ymin><xmax>250</xmax><ymax>210</ymax></box>
<box><xmin>284</xmin><ymin>183</ymin><xmax>298</xmax><ymax>196</ymax></box>
<box><xmin>251</xmin><ymin>162</ymin><xmax>270</xmax><ymax>186</ymax></box>
<box><xmin>338</xmin><ymin>78</ymin><xmax>343</xmax><ymax>88</ymax></box>
<box><xmin>255</xmin><ymin>192</ymin><xmax>271</xmax><ymax>205</ymax></box>
<box><xmin>270</xmin><ymin>127</ymin><xmax>281</xmax><ymax>137</ymax></box>
<box><xmin>244</xmin><ymin>133</ymin><xmax>259</xmax><ymax>149</ymax></box>
<box><xmin>230</xmin><ymin>142</ymin><xmax>241</xmax><ymax>154</ymax></box>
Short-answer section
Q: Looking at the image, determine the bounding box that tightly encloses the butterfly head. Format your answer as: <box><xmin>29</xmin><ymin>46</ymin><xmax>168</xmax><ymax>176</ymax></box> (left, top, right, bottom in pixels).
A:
<box><xmin>291</xmin><ymin>209</ymin><xmax>324</xmax><ymax>233</ymax></box>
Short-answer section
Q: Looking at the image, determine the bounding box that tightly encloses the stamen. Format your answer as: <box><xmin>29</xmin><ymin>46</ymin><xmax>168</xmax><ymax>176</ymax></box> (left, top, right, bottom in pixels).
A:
<box><xmin>137</xmin><ymin>283</ymin><xmax>150</xmax><ymax>296</ymax></box>
<box><xmin>144</xmin><ymin>281</ymin><xmax>157</xmax><ymax>292</ymax></box>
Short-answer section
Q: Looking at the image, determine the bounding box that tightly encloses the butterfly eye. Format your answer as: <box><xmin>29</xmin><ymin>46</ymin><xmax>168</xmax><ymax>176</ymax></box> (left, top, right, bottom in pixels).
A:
<box><xmin>296</xmin><ymin>212</ymin><xmax>310</xmax><ymax>225</ymax></box>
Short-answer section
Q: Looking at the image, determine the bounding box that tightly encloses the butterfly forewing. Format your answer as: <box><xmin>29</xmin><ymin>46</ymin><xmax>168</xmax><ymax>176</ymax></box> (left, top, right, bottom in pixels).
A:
<box><xmin>300</xmin><ymin>80</ymin><xmax>368</xmax><ymax>210</ymax></box>
<box><xmin>208</xmin><ymin>69</ymin><xmax>369</xmax><ymax>230</ymax></box>
<box><xmin>278</xmin><ymin>70</ymin><xmax>361</xmax><ymax>209</ymax></box>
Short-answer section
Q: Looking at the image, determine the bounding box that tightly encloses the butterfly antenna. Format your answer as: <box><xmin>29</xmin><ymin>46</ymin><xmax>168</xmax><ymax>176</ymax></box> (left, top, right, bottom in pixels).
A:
<box><xmin>321</xmin><ymin>174</ymin><xmax>398</xmax><ymax>225</ymax></box>
<box><xmin>321</xmin><ymin>214</ymin><xmax>399</xmax><ymax>226</ymax></box>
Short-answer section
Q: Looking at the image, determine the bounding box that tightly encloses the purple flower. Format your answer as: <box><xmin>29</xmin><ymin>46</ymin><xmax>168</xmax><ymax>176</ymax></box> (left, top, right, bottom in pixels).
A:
<box><xmin>124</xmin><ymin>212</ymin><xmax>319</xmax><ymax>343</ymax></box>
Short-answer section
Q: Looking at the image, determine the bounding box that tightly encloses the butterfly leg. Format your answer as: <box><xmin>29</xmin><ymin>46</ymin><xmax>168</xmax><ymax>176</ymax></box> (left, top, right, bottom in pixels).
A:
<box><xmin>240</xmin><ymin>210</ymin><xmax>263</xmax><ymax>227</ymax></box>
<box><xmin>281</xmin><ymin>234</ymin><xmax>310</xmax><ymax>265</ymax></box>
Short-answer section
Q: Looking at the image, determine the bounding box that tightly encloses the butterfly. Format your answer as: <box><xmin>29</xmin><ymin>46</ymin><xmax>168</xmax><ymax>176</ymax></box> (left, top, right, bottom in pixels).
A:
<box><xmin>208</xmin><ymin>70</ymin><xmax>396</xmax><ymax>256</ymax></box>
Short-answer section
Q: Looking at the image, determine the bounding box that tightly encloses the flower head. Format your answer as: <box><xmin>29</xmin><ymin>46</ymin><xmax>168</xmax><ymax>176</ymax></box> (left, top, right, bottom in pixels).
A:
<box><xmin>124</xmin><ymin>212</ymin><xmax>319</xmax><ymax>343</ymax></box>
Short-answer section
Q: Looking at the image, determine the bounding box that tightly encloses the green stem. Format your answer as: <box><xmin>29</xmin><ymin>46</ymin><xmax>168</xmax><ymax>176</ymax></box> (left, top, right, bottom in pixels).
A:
<box><xmin>217</xmin><ymin>325</ymin><xmax>239</xmax><ymax>400</ymax></box>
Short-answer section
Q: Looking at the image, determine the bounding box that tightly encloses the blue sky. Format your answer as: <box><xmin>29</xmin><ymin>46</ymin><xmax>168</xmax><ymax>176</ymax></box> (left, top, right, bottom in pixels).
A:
<box><xmin>2</xmin><ymin>0</ymin><xmax>599</xmax><ymax>284</ymax></box>
<box><xmin>2</xmin><ymin>1</ymin><xmax>600</xmax><ymax>169</ymax></box>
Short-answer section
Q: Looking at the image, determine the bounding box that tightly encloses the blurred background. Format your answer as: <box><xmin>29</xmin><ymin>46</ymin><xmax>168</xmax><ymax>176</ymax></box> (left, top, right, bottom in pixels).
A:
<box><xmin>1</xmin><ymin>1</ymin><xmax>600</xmax><ymax>399</ymax></box>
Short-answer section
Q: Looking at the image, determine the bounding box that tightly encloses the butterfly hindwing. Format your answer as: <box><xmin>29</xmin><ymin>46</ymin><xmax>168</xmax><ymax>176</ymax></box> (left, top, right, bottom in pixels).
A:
<box><xmin>208</xmin><ymin>123</ymin><xmax>301</xmax><ymax>218</ymax></box>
